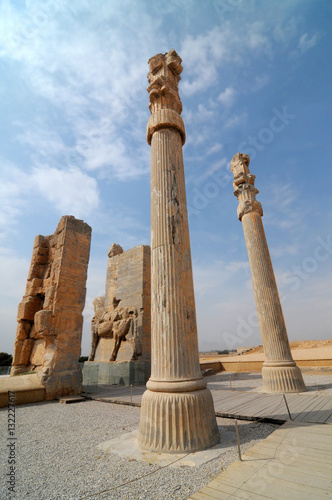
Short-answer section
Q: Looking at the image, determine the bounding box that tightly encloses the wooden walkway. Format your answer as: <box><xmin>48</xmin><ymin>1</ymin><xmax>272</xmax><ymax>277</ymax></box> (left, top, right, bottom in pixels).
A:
<box><xmin>82</xmin><ymin>384</ymin><xmax>332</xmax><ymax>424</ymax></box>
<box><xmin>189</xmin><ymin>420</ymin><xmax>332</xmax><ymax>499</ymax></box>
<box><xmin>211</xmin><ymin>389</ymin><xmax>332</xmax><ymax>424</ymax></box>
<box><xmin>82</xmin><ymin>384</ymin><xmax>332</xmax><ymax>498</ymax></box>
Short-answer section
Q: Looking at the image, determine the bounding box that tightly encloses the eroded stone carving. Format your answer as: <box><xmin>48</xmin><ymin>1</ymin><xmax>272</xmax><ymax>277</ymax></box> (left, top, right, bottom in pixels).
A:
<box><xmin>231</xmin><ymin>153</ymin><xmax>306</xmax><ymax>393</ymax></box>
<box><xmin>88</xmin><ymin>244</ymin><xmax>151</xmax><ymax>364</ymax></box>
<box><xmin>89</xmin><ymin>300</ymin><xmax>138</xmax><ymax>362</ymax></box>
<box><xmin>11</xmin><ymin>216</ymin><xmax>91</xmax><ymax>399</ymax></box>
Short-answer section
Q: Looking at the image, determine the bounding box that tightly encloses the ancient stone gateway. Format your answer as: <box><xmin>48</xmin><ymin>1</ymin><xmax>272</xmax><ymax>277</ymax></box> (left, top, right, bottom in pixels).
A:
<box><xmin>231</xmin><ymin>153</ymin><xmax>306</xmax><ymax>393</ymax></box>
<box><xmin>138</xmin><ymin>50</ymin><xmax>219</xmax><ymax>453</ymax></box>
<box><xmin>11</xmin><ymin>215</ymin><xmax>91</xmax><ymax>400</ymax></box>
<box><xmin>83</xmin><ymin>243</ymin><xmax>151</xmax><ymax>386</ymax></box>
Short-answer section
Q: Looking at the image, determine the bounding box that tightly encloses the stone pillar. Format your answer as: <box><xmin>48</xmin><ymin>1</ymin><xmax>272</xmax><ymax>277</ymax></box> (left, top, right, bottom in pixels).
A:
<box><xmin>11</xmin><ymin>216</ymin><xmax>91</xmax><ymax>399</ymax></box>
<box><xmin>138</xmin><ymin>50</ymin><xmax>219</xmax><ymax>453</ymax></box>
<box><xmin>231</xmin><ymin>153</ymin><xmax>306</xmax><ymax>393</ymax></box>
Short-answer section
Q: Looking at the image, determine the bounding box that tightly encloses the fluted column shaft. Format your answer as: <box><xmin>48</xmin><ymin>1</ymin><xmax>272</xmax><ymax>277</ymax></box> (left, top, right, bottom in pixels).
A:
<box><xmin>242</xmin><ymin>212</ymin><xmax>293</xmax><ymax>362</ymax></box>
<box><xmin>150</xmin><ymin>128</ymin><xmax>202</xmax><ymax>383</ymax></box>
<box><xmin>231</xmin><ymin>153</ymin><xmax>306</xmax><ymax>393</ymax></box>
<box><xmin>138</xmin><ymin>50</ymin><xmax>219</xmax><ymax>452</ymax></box>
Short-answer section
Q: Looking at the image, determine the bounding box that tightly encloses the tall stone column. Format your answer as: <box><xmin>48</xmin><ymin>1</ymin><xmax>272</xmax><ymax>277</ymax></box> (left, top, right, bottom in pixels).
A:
<box><xmin>138</xmin><ymin>50</ymin><xmax>219</xmax><ymax>453</ymax></box>
<box><xmin>231</xmin><ymin>153</ymin><xmax>306</xmax><ymax>393</ymax></box>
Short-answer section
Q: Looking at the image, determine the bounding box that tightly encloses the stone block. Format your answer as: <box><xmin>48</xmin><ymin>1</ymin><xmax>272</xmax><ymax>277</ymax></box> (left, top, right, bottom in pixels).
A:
<box><xmin>30</xmin><ymin>339</ymin><xmax>46</xmax><ymax>366</ymax></box>
<box><xmin>15</xmin><ymin>338</ymin><xmax>34</xmax><ymax>366</ymax></box>
<box><xmin>17</xmin><ymin>296</ymin><xmax>43</xmax><ymax>321</ymax></box>
<box><xmin>34</xmin><ymin>309</ymin><xmax>53</xmax><ymax>335</ymax></box>
<box><xmin>15</xmin><ymin>321</ymin><xmax>31</xmax><ymax>340</ymax></box>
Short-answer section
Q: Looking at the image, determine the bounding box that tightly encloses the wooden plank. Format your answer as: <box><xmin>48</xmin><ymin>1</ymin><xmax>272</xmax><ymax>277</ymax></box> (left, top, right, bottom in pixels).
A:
<box><xmin>214</xmin><ymin>398</ymin><xmax>262</xmax><ymax>415</ymax></box>
<box><xmin>213</xmin><ymin>394</ymin><xmax>251</xmax><ymax>409</ymax></box>
<box><xmin>245</xmin><ymin>430</ymin><xmax>332</xmax><ymax>456</ymax></box>
<box><xmin>229</xmin><ymin>486</ymin><xmax>318</xmax><ymax>500</ymax></box>
<box><xmin>295</xmin><ymin>395</ymin><xmax>332</xmax><ymax>422</ymax></box>
<box><xmin>213</xmin><ymin>464</ymin><xmax>267</xmax><ymax>489</ymax></box>
<box><xmin>212</xmin><ymin>393</ymin><xmax>248</xmax><ymax>405</ymax></box>
<box><xmin>205</xmin><ymin>480</ymin><xmax>238</xmax><ymax>495</ymax></box>
<box><xmin>219</xmin><ymin>394</ymin><xmax>276</xmax><ymax>417</ymax></box>
<box><xmin>315</xmin><ymin>408</ymin><xmax>332</xmax><ymax>423</ymax></box>
<box><xmin>189</xmin><ymin>492</ymin><xmax>215</xmax><ymax>499</ymax></box>
<box><xmin>264</xmin><ymin>461</ymin><xmax>332</xmax><ymax>490</ymax></box>
<box><xmin>247</xmin><ymin>396</ymin><xmax>286</xmax><ymax>419</ymax></box>
<box><xmin>232</xmin><ymin>394</ymin><xmax>275</xmax><ymax>414</ymax></box>
<box><xmin>190</xmin><ymin>418</ymin><xmax>332</xmax><ymax>500</ymax></box>
<box><xmin>288</xmin><ymin>395</ymin><xmax>321</xmax><ymax>421</ymax></box>
<box><xmin>212</xmin><ymin>486</ymin><xmax>272</xmax><ymax>500</ymax></box>
<box><xmin>281</xmin><ymin>420</ymin><xmax>329</xmax><ymax>434</ymax></box>
<box><xmin>245</xmin><ymin>446</ymin><xmax>331</xmax><ymax>465</ymax></box>
<box><xmin>240</xmin><ymin>474</ymin><xmax>330</xmax><ymax>500</ymax></box>
<box><xmin>86</xmin><ymin>386</ymin><xmax>332</xmax><ymax>425</ymax></box>
<box><xmin>246</xmin><ymin>424</ymin><xmax>332</xmax><ymax>450</ymax></box>
<box><xmin>193</xmin><ymin>486</ymin><xmax>232</xmax><ymax>499</ymax></box>
<box><xmin>282</xmin><ymin>393</ymin><xmax>310</xmax><ymax>414</ymax></box>
<box><xmin>305</xmin><ymin>398</ymin><xmax>332</xmax><ymax>423</ymax></box>
<box><xmin>244</xmin><ymin>444</ymin><xmax>332</xmax><ymax>476</ymax></box>
<box><xmin>214</xmin><ymin>392</ymin><xmax>259</xmax><ymax>410</ymax></box>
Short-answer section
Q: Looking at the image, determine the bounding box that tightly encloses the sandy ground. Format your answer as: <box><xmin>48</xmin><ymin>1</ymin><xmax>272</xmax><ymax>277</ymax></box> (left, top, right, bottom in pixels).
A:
<box><xmin>242</xmin><ymin>338</ymin><xmax>332</xmax><ymax>354</ymax></box>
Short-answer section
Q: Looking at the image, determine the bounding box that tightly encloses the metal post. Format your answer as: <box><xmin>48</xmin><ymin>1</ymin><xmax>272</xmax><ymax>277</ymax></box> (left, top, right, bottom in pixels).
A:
<box><xmin>235</xmin><ymin>419</ymin><xmax>242</xmax><ymax>461</ymax></box>
<box><xmin>283</xmin><ymin>394</ymin><xmax>292</xmax><ymax>420</ymax></box>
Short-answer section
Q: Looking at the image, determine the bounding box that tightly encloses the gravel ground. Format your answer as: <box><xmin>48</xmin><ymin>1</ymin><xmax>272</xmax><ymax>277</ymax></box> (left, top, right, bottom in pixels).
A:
<box><xmin>1</xmin><ymin>370</ymin><xmax>331</xmax><ymax>499</ymax></box>
<box><xmin>0</xmin><ymin>399</ymin><xmax>278</xmax><ymax>500</ymax></box>
<box><xmin>207</xmin><ymin>369</ymin><xmax>332</xmax><ymax>395</ymax></box>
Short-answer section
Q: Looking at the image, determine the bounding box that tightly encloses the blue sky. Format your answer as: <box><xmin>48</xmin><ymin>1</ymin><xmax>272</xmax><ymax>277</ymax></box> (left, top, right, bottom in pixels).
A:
<box><xmin>0</xmin><ymin>0</ymin><xmax>331</xmax><ymax>355</ymax></box>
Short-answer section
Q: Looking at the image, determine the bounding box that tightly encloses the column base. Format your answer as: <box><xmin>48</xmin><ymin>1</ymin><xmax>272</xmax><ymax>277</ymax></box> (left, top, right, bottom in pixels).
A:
<box><xmin>138</xmin><ymin>388</ymin><xmax>220</xmax><ymax>453</ymax></box>
<box><xmin>262</xmin><ymin>361</ymin><xmax>306</xmax><ymax>393</ymax></box>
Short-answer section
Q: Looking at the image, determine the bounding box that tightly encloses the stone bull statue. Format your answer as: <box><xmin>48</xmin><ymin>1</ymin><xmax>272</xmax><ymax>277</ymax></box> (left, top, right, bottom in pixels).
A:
<box><xmin>88</xmin><ymin>297</ymin><xmax>138</xmax><ymax>362</ymax></box>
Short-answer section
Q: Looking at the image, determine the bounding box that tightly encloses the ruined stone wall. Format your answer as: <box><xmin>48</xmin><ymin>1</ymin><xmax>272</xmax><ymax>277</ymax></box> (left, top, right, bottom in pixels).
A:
<box><xmin>90</xmin><ymin>244</ymin><xmax>151</xmax><ymax>363</ymax></box>
<box><xmin>11</xmin><ymin>216</ymin><xmax>91</xmax><ymax>399</ymax></box>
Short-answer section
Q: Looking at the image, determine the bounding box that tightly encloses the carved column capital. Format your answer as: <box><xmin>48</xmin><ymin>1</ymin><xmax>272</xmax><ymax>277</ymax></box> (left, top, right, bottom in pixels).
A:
<box><xmin>231</xmin><ymin>153</ymin><xmax>263</xmax><ymax>220</ymax></box>
<box><xmin>146</xmin><ymin>49</ymin><xmax>185</xmax><ymax>144</ymax></box>
<box><xmin>147</xmin><ymin>109</ymin><xmax>185</xmax><ymax>145</ymax></box>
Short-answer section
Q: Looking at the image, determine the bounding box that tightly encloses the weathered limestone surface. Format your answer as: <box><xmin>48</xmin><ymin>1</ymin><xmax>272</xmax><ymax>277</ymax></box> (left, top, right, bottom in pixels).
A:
<box><xmin>231</xmin><ymin>153</ymin><xmax>306</xmax><ymax>393</ymax></box>
<box><xmin>138</xmin><ymin>49</ymin><xmax>219</xmax><ymax>453</ymax></box>
<box><xmin>88</xmin><ymin>244</ymin><xmax>151</xmax><ymax>364</ymax></box>
<box><xmin>11</xmin><ymin>216</ymin><xmax>91</xmax><ymax>400</ymax></box>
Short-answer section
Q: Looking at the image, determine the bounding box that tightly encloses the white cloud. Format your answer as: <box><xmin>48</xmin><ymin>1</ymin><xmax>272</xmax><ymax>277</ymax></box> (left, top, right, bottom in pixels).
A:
<box><xmin>180</xmin><ymin>22</ymin><xmax>271</xmax><ymax>97</ymax></box>
<box><xmin>298</xmin><ymin>33</ymin><xmax>318</xmax><ymax>53</ymax></box>
<box><xmin>217</xmin><ymin>87</ymin><xmax>235</xmax><ymax>107</ymax></box>
<box><xmin>0</xmin><ymin>1</ymin><xmax>156</xmax><ymax>184</ymax></box>
<box><xmin>195</xmin><ymin>157</ymin><xmax>228</xmax><ymax>184</ymax></box>
<box><xmin>224</xmin><ymin>111</ymin><xmax>248</xmax><ymax>129</ymax></box>
<box><xmin>273</xmin><ymin>17</ymin><xmax>299</xmax><ymax>43</ymax></box>
<box><xmin>252</xmin><ymin>75</ymin><xmax>269</xmax><ymax>91</ymax></box>
<box><xmin>263</xmin><ymin>183</ymin><xmax>307</xmax><ymax>232</ymax></box>
<box><xmin>16</xmin><ymin>125</ymin><xmax>65</xmax><ymax>158</ymax></box>
<box><xmin>207</xmin><ymin>143</ymin><xmax>223</xmax><ymax>155</ymax></box>
<box><xmin>271</xmin><ymin>244</ymin><xmax>299</xmax><ymax>259</ymax></box>
<box><xmin>0</xmin><ymin>164</ymin><xmax>30</xmax><ymax>246</ymax></box>
<box><xmin>224</xmin><ymin>261</ymin><xmax>249</xmax><ymax>273</ymax></box>
<box><xmin>184</xmin><ymin>104</ymin><xmax>216</xmax><ymax>124</ymax></box>
<box><xmin>31</xmin><ymin>165</ymin><xmax>99</xmax><ymax>217</ymax></box>
<box><xmin>0</xmin><ymin>252</ymin><xmax>30</xmax><ymax>353</ymax></box>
